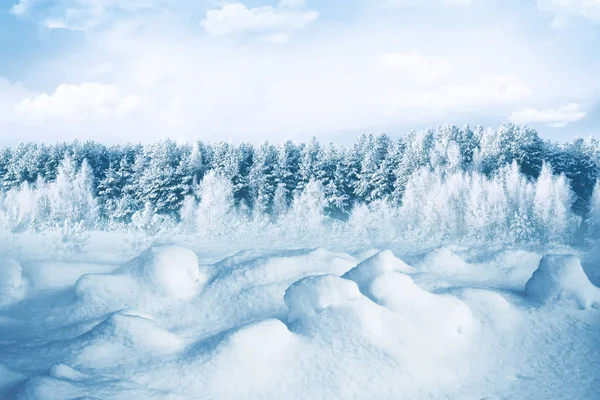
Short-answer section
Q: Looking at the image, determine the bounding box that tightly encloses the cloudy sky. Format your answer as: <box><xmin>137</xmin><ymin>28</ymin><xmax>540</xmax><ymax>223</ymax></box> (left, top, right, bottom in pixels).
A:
<box><xmin>0</xmin><ymin>0</ymin><xmax>599</xmax><ymax>144</ymax></box>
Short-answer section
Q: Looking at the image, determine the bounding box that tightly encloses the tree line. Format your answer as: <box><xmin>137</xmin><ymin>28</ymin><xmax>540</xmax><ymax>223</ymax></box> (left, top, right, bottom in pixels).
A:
<box><xmin>0</xmin><ymin>123</ymin><xmax>598</xmax><ymax>244</ymax></box>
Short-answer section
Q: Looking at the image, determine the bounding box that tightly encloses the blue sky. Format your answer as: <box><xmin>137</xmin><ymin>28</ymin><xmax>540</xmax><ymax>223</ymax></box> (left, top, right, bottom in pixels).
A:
<box><xmin>0</xmin><ymin>0</ymin><xmax>599</xmax><ymax>144</ymax></box>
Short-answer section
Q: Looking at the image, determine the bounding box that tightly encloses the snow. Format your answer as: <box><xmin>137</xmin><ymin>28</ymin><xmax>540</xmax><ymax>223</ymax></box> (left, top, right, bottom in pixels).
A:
<box><xmin>369</xmin><ymin>271</ymin><xmax>477</xmax><ymax>338</ymax></box>
<box><xmin>120</xmin><ymin>245</ymin><xmax>205</xmax><ymax>300</ymax></box>
<box><xmin>343</xmin><ymin>249</ymin><xmax>416</xmax><ymax>296</ymax></box>
<box><xmin>284</xmin><ymin>275</ymin><xmax>361</xmax><ymax>323</ymax></box>
<box><xmin>72</xmin><ymin>311</ymin><xmax>184</xmax><ymax>369</ymax></box>
<box><xmin>74</xmin><ymin>245</ymin><xmax>207</xmax><ymax>315</ymax></box>
<box><xmin>2</xmin><ymin>236</ymin><xmax>600</xmax><ymax>399</ymax></box>
<box><xmin>0</xmin><ymin>259</ymin><xmax>25</xmax><ymax>306</ymax></box>
<box><xmin>416</xmin><ymin>246</ymin><xmax>472</xmax><ymax>274</ymax></box>
<box><xmin>525</xmin><ymin>254</ymin><xmax>600</xmax><ymax>309</ymax></box>
<box><xmin>48</xmin><ymin>363</ymin><xmax>88</xmax><ymax>381</ymax></box>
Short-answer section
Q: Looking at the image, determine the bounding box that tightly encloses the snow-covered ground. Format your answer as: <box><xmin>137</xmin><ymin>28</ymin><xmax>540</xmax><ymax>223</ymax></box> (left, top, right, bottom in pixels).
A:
<box><xmin>1</xmin><ymin>234</ymin><xmax>600</xmax><ymax>399</ymax></box>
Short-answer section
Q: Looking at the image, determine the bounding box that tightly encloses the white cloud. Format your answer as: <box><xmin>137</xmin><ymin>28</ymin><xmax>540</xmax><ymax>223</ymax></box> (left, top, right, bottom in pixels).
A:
<box><xmin>10</xmin><ymin>0</ymin><xmax>162</xmax><ymax>30</ymax></box>
<box><xmin>536</xmin><ymin>0</ymin><xmax>600</xmax><ymax>23</ymax></box>
<box><xmin>381</xmin><ymin>53</ymin><xmax>452</xmax><ymax>84</ymax></box>
<box><xmin>4</xmin><ymin>0</ymin><xmax>600</xmax><ymax>143</ymax></box>
<box><xmin>385</xmin><ymin>74</ymin><xmax>532</xmax><ymax>116</ymax></box>
<box><xmin>15</xmin><ymin>83</ymin><xmax>144</xmax><ymax>121</ymax></box>
<box><xmin>508</xmin><ymin>103</ymin><xmax>586</xmax><ymax>127</ymax></box>
<box><xmin>384</xmin><ymin>0</ymin><xmax>478</xmax><ymax>7</ymax></box>
<box><xmin>0</xmin><ymin>78</ymin><xmax>35</xmax><ymax>124</ymax></box>
<box><xmin>200</xmin><ymin>1</ymin><xmax>319</xmax><ymax>42</ymax></box>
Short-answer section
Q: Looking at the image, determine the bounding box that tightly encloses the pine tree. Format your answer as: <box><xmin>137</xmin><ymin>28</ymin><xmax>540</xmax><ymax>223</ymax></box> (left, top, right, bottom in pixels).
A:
<box><xmin>249</xmin><ymin>142</ymin><xmax>279</xmax><ymax>215</ymax></box>
<box><xmin>297</xmin><ymin>137</ymin><xmax>323</xmax><ymax>195</ymax></box>
<box><xmin>276</xmin><ymin>140</ymin><xmax>301</xmax><ymax>207</ymax></box>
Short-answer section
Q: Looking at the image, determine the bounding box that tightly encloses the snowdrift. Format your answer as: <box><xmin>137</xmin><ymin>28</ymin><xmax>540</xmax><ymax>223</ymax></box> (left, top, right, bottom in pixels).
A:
<box><xmin>72</xmin><ymin>311</ymin><xmax>183</xmax><ymax>369</ymax></box>
<box><xmin>526</xmin><ymin>254</ymin><xmax>600</xmax><ymax>309</ymax></box>
<box><xmin>342</xmin><ymin>250</ymin><xmax>416</xmax><ymax>296</ymax></box>
<box><xmin>2</xmin><ymin>243</ymin><xmax>600</xmax><ymax>399</ymax></box>
<box><xmin>74</xmin><ymin>245</ymin><xmax>207</xmax><ymax>314</ymax></box>
<box><xmin>285</xmin><ymin>274</ymin><xmax>361</xmax><ymax>323</ymax></box>
<box><xmin>0</xmin><ymin>259</ymin><xmax>26</xmax><ymax>306</ymax></box>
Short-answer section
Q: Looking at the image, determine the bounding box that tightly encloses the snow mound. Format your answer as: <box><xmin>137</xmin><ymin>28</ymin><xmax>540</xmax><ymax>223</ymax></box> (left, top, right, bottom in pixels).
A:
<box><xmin>74</xmin><ymin>273</ymin><xmax>139</xmax><ymax>314</ymax></box>
<box><xmin>0</xmin><ymin>362</ymin><xmax>25</xmax><ymax>398</ymax></box>
<box><xmin>0</xmin><ymin>259</ymin><xmax>26</xmax><ymax>306</ymax></box>
<box><xmin>343</xmin><ymin>250</ymin><xmax>416</xmax><ymax>296</ymax></box>
<box><xmin>72</xmin><ymin>311</ymin><xmax>183</xmax><ymax>368</ymax></box>
<box><xmin>352</xmin><ymin>248</ymin><xmax>381</xmax><ymax>263</ymax></box>
<box><xmin>186</xmin><ymin>319</ymin><xmax>299</xmax><ymax>399</ymax></box>
<box><xmin>284</xmin><ymin>275</ymin><xmax>361</xmax><ymax>323</ymax></box>
<box><xmin>217</xmin><ymin>319</ymin><xmax>293</xmax><ymax>357</ymax></box>
<box><xmin>24</xmin><ymin>261</ymin><xmax>116</xmax><ymax>291</ymax></box>
<box><xmin>370</xmin><ymin>271</ymin><xmax>476</xmax><ymax>338</ymax></box>
<box><xmin>48</xmin><ymin>363</ymin><xmax>87</xmax><ymax>381</ymax></box>
<box><xmin>215</xmin><ymin>248</ymin><xmax>356</xmax><ymax>287</ymax></box>
<box><xmin>458</xmin><ymin>289</ymin><xmax>518</xmax><ymax>330</ymax></box>
<box><xmin>122</xmin><ymin>245</ymin><xmax>204</xmax><ymax>299</ymax></box>
<box><xmin>75</xmin><ymin>246</ymin><xmax>206</xmax><ymax>314</ymax></box>
<box><xmin>525</xmin><ymin>254</ymin><xmax>600</xmax><ymax>309</ymax></box>
<box><xmin>416</xmin><ymin>247</ymin><xmax>471</xmax><ymax>274</ymax></box>
<box><xmin>12</xmin><ymin>376</ymin><xmax>81</xmax><ymax>400</ymax></box>
<box><xmin>214</xmin><ymin>319</ymin><xmax>295</xmax><ymax>371</ymax></box>
<box><xmin>489</xmin><ymin>249</ymin><xmax>542</xmax><ymax>270</ymax></box>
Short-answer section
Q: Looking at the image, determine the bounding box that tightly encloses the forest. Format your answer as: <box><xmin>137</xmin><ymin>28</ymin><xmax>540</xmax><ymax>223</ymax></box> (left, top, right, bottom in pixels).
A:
<box><xmin>1</xmin><ymin>123</ymin><xmax>599</xmax><ymax>245</ymax></box>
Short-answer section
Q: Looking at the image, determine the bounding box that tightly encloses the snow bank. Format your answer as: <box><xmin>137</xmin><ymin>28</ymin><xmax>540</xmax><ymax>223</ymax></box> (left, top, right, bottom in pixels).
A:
<box><xmin>370</xmin><ymin>271</ymin><xmax>476</xmax><ymax>338</ymax></box>
<box><xmin>121</xmin><ymin>245</ymin><xmax>204</xmax><ymax>299</ymax></box>
<box><xmin>12</xmin><ymin>376</ymin><xmax>81</xmax><ymax>400</ymax></box>
<box><xmin>352</xmin><ymin>248</ymin><xmax>381</xmax><ymax>263</ymax></box>
<box><xmin>75</xmin><ymin>273</ymin><xmax>139</xmax><ymax>313</ymax></box>
<box><xmin>0</xmin><ymin>362</ymin><xmax>25</xmax><ymax>398</ymax></box>
<box><xmin>343</xmin><ymin>250</ymin><xmax>416</xmax><ymax>296</ymax></box>
<box><xmin>525</xmin><ymin>254</ymin><xmax>600</xmax><ymax>309</ymax></box>
<box><xmin>0</xmin><ymin>259</ymin><xmax>26</xmax><ymax>306</ymax></box>
<box><xmin>457</xmin><ymin>289</ymin><xmax>518</xmax><ymax>330</ymax></box>
<box><xmin>48</xmin><ymin>363</ymin><xmax>87</xmax><ymax>381</ymax></box>
<box><xmin>215</xmin><ymin>248</ymin><xmax>356</xmax><ymax>286</ymax></box>
<box><xmin>75</xmin><ymin>246</ymin><xmax>207</xmax><ymax>314</ymax></box>
<box><xmin>416</xmin><ymin>247</ymin><xmax>471</xmax><ymax>274</ymax></box>
<box><xmin>210</xmin><ymin>319</ymin><xmax>297</xmax><ymax>390</ymax></box>
<box><xmin>284</xmin><ymin>275</ymin><xmax>361</xmax><ymax>323</ymax></box>
<box><xmin>340</xmin><ymin>250</ymin><xmax>475</xmax><ymax>339</ymax></box>
<box><xmin>72</xmin><ymin>311</ymin><xmax>183</xmax><ymax>369</ymax></box>
<box><xmin>23</xmin><ymin>261</ymin><xmax>115</xmax><ymax>292</ymax></box>
<box><xmin>7</xmin><ymin>242</ymin><xmax>600</xmax><ymax>400</ymax></box>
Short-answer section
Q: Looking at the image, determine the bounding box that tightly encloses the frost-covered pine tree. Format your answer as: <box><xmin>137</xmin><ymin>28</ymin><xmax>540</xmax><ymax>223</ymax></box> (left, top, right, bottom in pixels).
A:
<box><xmin>0</xmin><ymin>183</ymin><xmax>37</xmax><ymax>238</ymax></box>
<box><xmin>392</xmin><ymin>129</ymin><xmax>434</xmax><ymax>202</ymax></box>
<box><xmin>46</xmin><ymin>157</ymin><xmax>98</xmax><ymax>229</ymax></box>
<box><xmin>134</xmin><ymin>140</ymin><xmax>187</xmax><ymax>216</ymax></box>
<box><xmin>285</xmin><ymin>179</ymin><xmax>327</xmax><ymax>236</ymax></box>
<box><xmin>196</xmin><ymin>171</ymin><xmax>236</xmax><ymax>236</ymax></box>
<box><xmin>371</xmin><ymin>140</ymin><xmax>400</xmax><ymax>202</ymax></box>
<box><xmin>187</xmin><ymin>141</ymin><xmax>210</xmax><ymax>188</ymax></box>
<box><xmin>230</xmin><ymin>142</ymin><xmax>254</xmax><ymax>207</ymax></box>
<box><xmin>297</xmin><ymin>137</ymin><xmax>323</xmax><ymax>195</ymax></box>
<box><xmin>249</xmin><ymin>143</ymin><xmax>279</xmax><ymax>215</ymax></box>
<box><xmin>533</xmin><ymin>163</ymin><xmax>577</xmax><ymax>243</ymax></box>
<box><xmin>272</xmin><ymin>183</ymin><xmax>289</xmax><ymax>219</ymax></box>
<box><xmin>276</xmin><ymin>140</ymin><xmax>301</xmax><ymax>208</ymax></box>
<box><xmin>586</xmin><ymin>180</ymin><xmax>600</xmax><ymax>240</ymax></box>
<box><xmin>179</xmin><ymin>195</ymin><xmax>198</xmax><ymax>233</ymax></box>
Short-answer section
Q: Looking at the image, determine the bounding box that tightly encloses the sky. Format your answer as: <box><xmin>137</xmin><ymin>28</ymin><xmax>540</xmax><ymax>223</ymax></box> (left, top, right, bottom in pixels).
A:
<box><xmin>0</xmin><ymin>0</ymin><xmax>599</xmax><ymax>145</ymax></box>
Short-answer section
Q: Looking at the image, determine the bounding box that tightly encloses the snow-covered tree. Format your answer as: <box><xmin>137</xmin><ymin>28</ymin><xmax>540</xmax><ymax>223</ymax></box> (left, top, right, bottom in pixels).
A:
<box><xmin>45</xmin><ymin>157</ymin><xmax>98</xmax><ymax>229</ymax></box>
<box><xmin>249</xmin><ymin>143</ymin><xmax>279</xmax><ymax>215</ymax></box>
<box><xmin>196</xmin><ymin>171</ymin><xmax>236</xmax><ymax>236</ymax></box>
<box><xmin>284</xmin><ymin>179</ymin><xmax>327</xmax><ymax>236</ymax></box>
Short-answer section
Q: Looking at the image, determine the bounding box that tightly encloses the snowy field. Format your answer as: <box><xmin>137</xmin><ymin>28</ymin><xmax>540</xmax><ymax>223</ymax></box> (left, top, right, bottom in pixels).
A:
<box><xmin>2</xmin><ymin>233</ymin><xmax>600</xmax><ymax>399</ymax></box>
